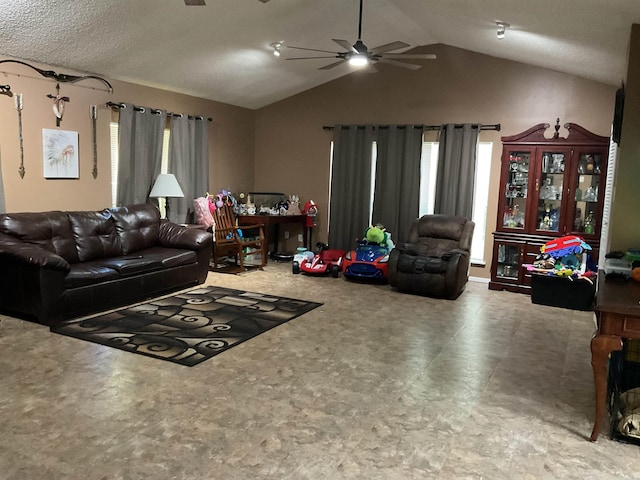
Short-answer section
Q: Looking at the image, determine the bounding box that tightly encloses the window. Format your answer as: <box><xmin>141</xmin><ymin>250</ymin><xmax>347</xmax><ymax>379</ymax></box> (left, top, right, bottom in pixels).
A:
<box><xmin>418</xmin><ymin>141</ymin><xmax>493</xmax><ymax>265</ymax></box>
<box><xmin>368</xmin><ymin>141</ymin><xmax>377</xmax><ymax>225</ymax></box>
<box><xmin>109</xmin><ymin>122</ymin><xmax>171</xmax><ymax>211</ymax></box>
<box><xmin>328</xmin><ymin>136</ymin><xmax>493</xmax><ymax>264</ymax></box>
<box><xmin>418</xmin><ymin>142</ymin><xmax>439</xmax><ymax>217</ymax></box>
<box><xmin>470</xmin><ymin>143</ymin><xmax>492</xmax><ymax>264</ymax></box>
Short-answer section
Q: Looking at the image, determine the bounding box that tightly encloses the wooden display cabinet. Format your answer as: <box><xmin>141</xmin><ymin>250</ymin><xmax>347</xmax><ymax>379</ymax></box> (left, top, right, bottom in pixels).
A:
<box><xmin>489</xmin><ymin>120</ymin><xmax>609</xmax><ymax>294</ymax></box>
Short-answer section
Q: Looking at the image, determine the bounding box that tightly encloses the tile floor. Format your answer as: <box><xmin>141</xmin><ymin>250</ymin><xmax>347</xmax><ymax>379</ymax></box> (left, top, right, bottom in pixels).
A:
<box><xmin>1</xmin><ymin>262</ymin><xmax>639</xmax><ymax>480</ymax></box>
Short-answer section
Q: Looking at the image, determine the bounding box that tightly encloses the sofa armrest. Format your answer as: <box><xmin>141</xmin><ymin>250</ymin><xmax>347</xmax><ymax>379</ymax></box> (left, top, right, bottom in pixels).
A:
<box><xmin>441</xmin><ymin>248</ymin><xmax>469</xmax><ymax>260</ymax></box>
<box><xmin>444</xmin><ymin>251</ymin><xmax>471</xmax><ymax>299</ymax></box>
<box><xmin>158</xmin><ymin>222</ymin><xmax>213</xmax><ymax>250</ymax></box>
<box><xmin>0</xmin><ymin>233</ymin><xmax>70</xmax><ymax>272</ymax></box>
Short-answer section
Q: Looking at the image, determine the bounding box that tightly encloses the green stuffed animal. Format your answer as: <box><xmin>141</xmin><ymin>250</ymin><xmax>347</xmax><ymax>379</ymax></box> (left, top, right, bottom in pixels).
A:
<box><xmin>365</xmin><ymin>225</ymin><xmax>385</xmax><ymax>244</ymax></box>
<box><xmin>364</xmin><ymin>224</ymin><xmax>395</xmax><ymax>249</ymax></box>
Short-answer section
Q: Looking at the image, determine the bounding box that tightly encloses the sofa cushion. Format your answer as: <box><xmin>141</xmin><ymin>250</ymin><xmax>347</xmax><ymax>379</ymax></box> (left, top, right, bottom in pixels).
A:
<box><xmin>65</xmin><ymin>263</ymin><xmax>120</xmax><ymax>288</ymax></box>
<box><xmin>68</xmin><ymin>211</ymin><xmax>122</xmax><ymax>262</ymax></box>
<box><xmin>0</xmin><ymin>211</ymin><xmax>79</xmax><ymax>263</ymax></box>
<box><xmin>136</xmin><ymin>246</ymin><xmax>197</xmax><ymax>268</ymax></box>
<box><xmin>93</xmin><ymin>256</ymin><xmax>164</xmax><ymax>277</ymax></box>
<box><xmin>108</xmin><ymin>204</ymin><xmax>161</xmax><ymax>255</ymax></box>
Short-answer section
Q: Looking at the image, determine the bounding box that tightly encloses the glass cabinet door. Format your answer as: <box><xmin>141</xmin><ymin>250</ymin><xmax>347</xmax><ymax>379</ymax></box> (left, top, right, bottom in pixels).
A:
<box><xmin>570</xmin><ymin>151</ymin><xmax>603</xmax><ymax>236</ymax></box>
<box><xmin>495</xmin><ymin>242</ymin><xmax>522</xmax><ymax>281</ymax></box>
<box><xmin>502</xmin><ymin>151</ymin><xmax>530</xmax><ymax>229</ymax></box>
<box><xmin>536</xmin><ymin>150</ymin><xmax>566</xmax><ymax>233</ymax></box>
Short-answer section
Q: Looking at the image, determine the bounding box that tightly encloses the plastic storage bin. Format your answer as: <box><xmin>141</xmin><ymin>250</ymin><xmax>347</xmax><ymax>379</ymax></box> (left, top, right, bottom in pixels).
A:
<box><xmin>530</xmin><ymin>273</ymin><xmax>595</xmax><ymax>310</ymax></box>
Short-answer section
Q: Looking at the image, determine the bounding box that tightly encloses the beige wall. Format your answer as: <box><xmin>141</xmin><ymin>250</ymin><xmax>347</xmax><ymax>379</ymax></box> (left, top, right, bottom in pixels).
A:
<box><xmin>609</xmin><ymin>25</ymin><xmax>640</xmax><ymax>252</ymax></box>
<box><xmin>0</xmin><ymin>56</ymin><xmax>254</xmax><ymax>213</ymax></box>
<box><xmin>254</xmin><ymin>44</ymin><xmax>616</xmax><ymax>278</ymax></box>
<box><xmin>1</xmin><ymin>44</ymin><xmax>624</xmax><ymax>280</ymax></box>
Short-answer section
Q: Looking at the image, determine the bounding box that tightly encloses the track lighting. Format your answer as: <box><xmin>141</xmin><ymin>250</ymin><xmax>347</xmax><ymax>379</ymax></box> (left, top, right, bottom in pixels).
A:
<box><xmin>496</xmin><ymin>22</ymin><xmax>509</xmax><ymax>39</ymax></box>
<box><xmin>271</xmin><ymin>41</ymin><xmax>283</xmax><ymax>57</ymax></box>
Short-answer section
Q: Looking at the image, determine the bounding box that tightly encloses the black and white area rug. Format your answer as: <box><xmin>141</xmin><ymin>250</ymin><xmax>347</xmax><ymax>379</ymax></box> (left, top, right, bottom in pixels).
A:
<box><xmin>51</xmin><ymin>286</ymin><xmax>322</xmax><ymax>367</ymax></box>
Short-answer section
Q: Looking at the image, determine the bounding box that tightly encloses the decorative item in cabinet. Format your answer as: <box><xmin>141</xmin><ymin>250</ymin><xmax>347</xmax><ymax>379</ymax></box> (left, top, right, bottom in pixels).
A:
<box><xmin>570</xmin><ymin>152</ymin><xmax>603</xmax><ymax>237</ymax></box>
<box><xmin>502</xmin><ymin>151</ymin><xmax>530</xmax><ymax>229</ymax></box>
<box><xmin>496</xmin><ymin>243</ymin><xmax>521</xmax><ymax>280</ymax></box>
<box><xmin>490</xmin><ymin>119</ymin><xmax>609</xmax><ymax>294</ymax></box>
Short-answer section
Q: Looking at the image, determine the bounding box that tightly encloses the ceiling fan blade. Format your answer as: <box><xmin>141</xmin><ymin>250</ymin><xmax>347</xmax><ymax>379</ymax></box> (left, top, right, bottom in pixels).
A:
<box><xmin>320</xmin><ymin>59</ymin><xmax>348</xmax><ymax>70</ymax></box>
<box><xmin>370</xmin><ymin>41</ymin><xmax>410</xmax><ymax>54</ymax></box>
<box><xmin>362</xmin><ymin>63</ymin><xmax>378</xmax><ymax>73</ymax></box>
<box><xmin>377</xmin><ymin>58</ymin><xmax>422</xmax><ymax>70</ymax></box>
<box><xmin>286</xmin><ymin>56</ymin><xmax>340</xmax><ymax>60</ymax></box>
<box><xmin>332</xmin><ymin>39</ymin><xmax>357</xmax><ymax>53</ymax></box>
<box><xmin>380</xmin><ymin>53</ymin><xmax>437</xmax><ymax>60</ymax></box>
<box><xmin>184</xmin><ymin>0</ymin><xmax>206</xmax><ymax>5</ymax></box>
<box><xmin>287</xmin><ymin>45</ymin><xmax>340</xmax><ymax>55</ymax></box>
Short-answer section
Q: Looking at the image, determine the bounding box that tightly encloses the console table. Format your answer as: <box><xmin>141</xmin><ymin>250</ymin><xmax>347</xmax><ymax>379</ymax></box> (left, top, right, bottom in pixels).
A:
<box><xmin>590</xmin><ymin>273</ymin><xmax>640</xmax><ymax>441</ymax></box>
<box><xmin>237</xmin><ymin>214</ymin><xmax>307</xmax><ymax>254</ymax></box>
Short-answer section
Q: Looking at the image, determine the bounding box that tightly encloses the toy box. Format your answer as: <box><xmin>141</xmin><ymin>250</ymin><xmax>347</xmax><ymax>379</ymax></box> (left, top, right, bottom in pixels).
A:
<box><xmin>530</xmin><ymin>273</ymin><xmax>595</xmax><ymax>311</ymax></box>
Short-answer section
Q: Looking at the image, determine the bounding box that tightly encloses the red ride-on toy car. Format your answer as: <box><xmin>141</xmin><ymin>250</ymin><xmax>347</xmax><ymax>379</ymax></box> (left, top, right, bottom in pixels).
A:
<box><xmin>293</xmin><ymin>243</ymin><xmax>345</xmax><ymax>278</ymax></box>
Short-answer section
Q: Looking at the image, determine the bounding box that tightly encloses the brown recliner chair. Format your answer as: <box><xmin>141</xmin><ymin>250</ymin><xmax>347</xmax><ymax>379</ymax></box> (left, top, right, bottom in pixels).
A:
<box><xmin>388</xmin><ymin>214</ymin><xmax>475</xmax><ymax>299</ymax></box>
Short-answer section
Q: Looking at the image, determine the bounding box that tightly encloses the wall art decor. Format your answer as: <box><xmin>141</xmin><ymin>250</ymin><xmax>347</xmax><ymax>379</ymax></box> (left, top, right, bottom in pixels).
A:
<box><xmin>46</xmin><ymin>83</ymin><xmax>69</xmax><ymax>127</ymax></box>
<box><xmin>42</xmin><ymin>128</ymin><xmax>79</xmax><ymax>179</ymax></box>
<box><xmin>14</xmin><ymin>93</ymin><xmax>25</xmax><ymax>178</ymax></box>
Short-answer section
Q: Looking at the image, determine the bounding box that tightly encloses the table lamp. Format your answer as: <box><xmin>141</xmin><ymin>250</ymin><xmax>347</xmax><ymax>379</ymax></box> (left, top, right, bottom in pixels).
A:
<box><xmin>149</xmin><ymin>173</ymin><xmax>184</xmax><ymax>220</ymax></box>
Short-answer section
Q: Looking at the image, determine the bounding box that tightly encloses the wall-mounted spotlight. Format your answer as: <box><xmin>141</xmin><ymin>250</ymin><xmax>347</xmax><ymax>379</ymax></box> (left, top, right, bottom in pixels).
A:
<box><xmin>270</xmin><ymin>41</ymin><xmax>283</xmax><ymax>57</ymax></box>
<box><xmin>496</xmin><ymin>22</ymin><xmax>509</xmax><ymax>39</ymax></box>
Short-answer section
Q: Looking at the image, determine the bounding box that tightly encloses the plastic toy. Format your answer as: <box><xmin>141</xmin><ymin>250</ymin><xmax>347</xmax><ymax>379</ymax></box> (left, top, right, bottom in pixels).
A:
<box><xmin>293</xmin><ymin>243</ymin><xmax>345</xmax><ymax>277</ymax></box>
<box><xmin>302</xmin><ymin>200</ymin><xmax>318</xmax><ymax>228</ymax></box>
<box><xmin>526</xmin><ymin>235</ymin><xmax>593</xmax><ymax>277</ymax></box>
<box><xmin>541</xmin><ymin>235</ymin><xmax>591</xmax><ymax>257</ymax></box>
<box><xmin>342</xmin><ymin>224</ymin><xmax>394</xmax><ymax>281</ymax></box>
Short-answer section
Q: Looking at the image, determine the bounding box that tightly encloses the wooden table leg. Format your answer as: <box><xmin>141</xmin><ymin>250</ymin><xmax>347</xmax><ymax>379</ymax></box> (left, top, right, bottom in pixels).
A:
<box><xmin>590</xmin><ymin>334</ymin><xmax>623</xmax><ymax>441</ymax></box>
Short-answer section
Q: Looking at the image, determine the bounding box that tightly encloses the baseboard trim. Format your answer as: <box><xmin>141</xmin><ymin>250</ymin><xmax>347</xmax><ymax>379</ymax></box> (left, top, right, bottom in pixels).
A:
<box><xmin>469</xmin><ymin>276</ymin><xmax>490</xmax><ymax>284</ymax></box>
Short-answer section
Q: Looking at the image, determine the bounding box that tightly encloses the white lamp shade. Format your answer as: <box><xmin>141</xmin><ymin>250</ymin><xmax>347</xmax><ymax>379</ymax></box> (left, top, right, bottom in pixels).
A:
<box><xmin>149</xmin><ymin>174</ymin><xmax>184</xmax><ymax>198</ymax></box>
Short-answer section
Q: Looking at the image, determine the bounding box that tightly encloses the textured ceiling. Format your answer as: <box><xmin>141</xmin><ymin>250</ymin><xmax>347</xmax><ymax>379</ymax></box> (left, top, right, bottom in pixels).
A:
<box><xmin>0</xmin><ymin>0</ymin><xmax>638</xmax><ymax>109</ymax></box>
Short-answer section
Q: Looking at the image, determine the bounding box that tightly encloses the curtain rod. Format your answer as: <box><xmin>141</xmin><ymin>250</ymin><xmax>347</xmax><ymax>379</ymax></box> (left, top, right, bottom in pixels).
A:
<box><xmin>106</xmin><ymin>101</ymin><xmax>212</xmax><ymax>122</ymax></box>
<box><xmin>322</xmin><ymin>123</ymin><xmax>501</xmax><ymax>131</ymax></box>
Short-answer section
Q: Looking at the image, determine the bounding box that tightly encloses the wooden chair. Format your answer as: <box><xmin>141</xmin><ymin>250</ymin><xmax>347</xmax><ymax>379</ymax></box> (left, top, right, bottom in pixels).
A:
<box><xmin>211</xmin><ymin>205</ymin><xmax>267</xmax><ymax>271</ymax></box>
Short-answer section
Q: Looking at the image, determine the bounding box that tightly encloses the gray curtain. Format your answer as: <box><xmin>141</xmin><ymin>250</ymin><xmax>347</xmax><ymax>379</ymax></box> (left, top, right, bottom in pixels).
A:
<box><xmin>434</xmin><ymin>124</ymin><xmax>480</xmax><ymax>218</ymax></box>
<box><xmin>328</xmin><ymin>126</ymin><xmax>374</xmax><ymax>251</ymax></box>
<box><xmin>168</xmin><ymin>115</ymin><xmax>209</xmax><ymax>224</ymax></box>
<box><xmin>116</xmin><ymin>103</ymin><xmax>167</xmax><ymax>207</ymax></box>
<box><xmin>371</xmin><ymin>126</ymin><xmax>423</xmax><ymax>243</ymax></box>
<box><xmin>0</xmin><ymin>148</ymin><xmax>5</xmax><ymax>214</ymax></box>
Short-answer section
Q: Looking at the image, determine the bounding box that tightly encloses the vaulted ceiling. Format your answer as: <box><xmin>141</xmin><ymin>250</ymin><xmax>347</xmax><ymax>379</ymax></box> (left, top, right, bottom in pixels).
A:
<box><xmin>0</xmin><ymin>0</ymin><xmax>638</xmax><ymax>109</ymax></box>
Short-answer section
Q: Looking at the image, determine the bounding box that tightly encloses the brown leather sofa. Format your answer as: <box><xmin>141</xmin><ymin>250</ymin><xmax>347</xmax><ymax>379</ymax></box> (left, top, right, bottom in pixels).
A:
<box><xmin>388</xmin><ymin>214</ymin><xmax>475</xmax><ymax>299</ymax></box>
<box><xmin>0</xmin><ymin>204</ymin><xmax>212</xmax><ymax>325</ymax></box>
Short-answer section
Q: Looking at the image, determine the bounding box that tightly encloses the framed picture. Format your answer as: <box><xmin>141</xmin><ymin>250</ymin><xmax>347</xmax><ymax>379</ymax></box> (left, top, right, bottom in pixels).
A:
<box><xmin>42</xmin><ymin>128</ymin><xmax>79</xmax><ymax>178</ymax></box>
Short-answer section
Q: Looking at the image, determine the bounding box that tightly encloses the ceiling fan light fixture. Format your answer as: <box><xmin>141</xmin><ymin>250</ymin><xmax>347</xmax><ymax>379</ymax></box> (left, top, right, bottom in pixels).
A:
<box><xmin>496</xmin><ymin>22</ymin><xmax>509</xmax><ymax>39</ymax></box>
<box><xmin>349</xmin><ymin>53</ymin><xmax>368</xmax><ymax>67</ymax></box>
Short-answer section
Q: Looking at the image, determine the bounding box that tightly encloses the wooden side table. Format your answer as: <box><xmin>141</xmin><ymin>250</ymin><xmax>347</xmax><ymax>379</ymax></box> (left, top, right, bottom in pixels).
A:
<box><xmin>237</xmin><ymin>214</ymin><xmax>307</xmax><ymax>253</ymax></box>
<box><xmin>590</xmin><ymin>273</ymin><xmax>640</xmax><ymax>441</ymax></box>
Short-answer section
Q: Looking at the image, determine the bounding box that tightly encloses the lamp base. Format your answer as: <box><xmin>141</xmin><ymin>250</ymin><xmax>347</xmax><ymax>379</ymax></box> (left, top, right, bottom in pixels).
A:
<box><xmin>163</xmin><ymin>197</ymin><xmax>170</xmax><ymax>220</ymax></box>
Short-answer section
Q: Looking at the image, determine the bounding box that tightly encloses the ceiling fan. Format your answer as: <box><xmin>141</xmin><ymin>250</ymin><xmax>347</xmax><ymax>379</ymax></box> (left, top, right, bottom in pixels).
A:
<box><xmin>285</xmin><ymin>0</ymin><xmax>436</xmax><ymax>70</ymax></box>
